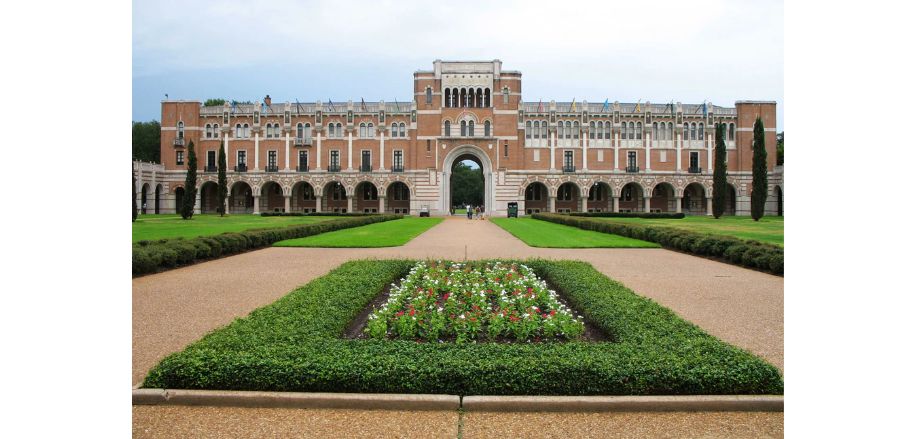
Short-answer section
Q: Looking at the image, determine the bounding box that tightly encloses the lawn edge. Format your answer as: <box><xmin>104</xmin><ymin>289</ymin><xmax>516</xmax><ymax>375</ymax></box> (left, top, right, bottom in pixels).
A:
<box><xmin>489</xmin><ymin>218</ymin><xmax>660</xmax><ymax>249</ymax></box>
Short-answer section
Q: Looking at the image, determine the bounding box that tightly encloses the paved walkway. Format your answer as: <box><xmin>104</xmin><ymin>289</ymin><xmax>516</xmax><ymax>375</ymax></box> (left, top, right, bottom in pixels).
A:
<box><xmin>133</xmin><ymin>217</ymin><xmax>784</xmax><ymax>436</ymax></box>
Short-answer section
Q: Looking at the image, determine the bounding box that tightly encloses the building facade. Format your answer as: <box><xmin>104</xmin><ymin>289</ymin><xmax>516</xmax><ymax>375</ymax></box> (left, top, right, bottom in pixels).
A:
<box><xmin>141</xmin><ymin>59</ymin><xmax>784</xmax><ymax>217</ymax></box>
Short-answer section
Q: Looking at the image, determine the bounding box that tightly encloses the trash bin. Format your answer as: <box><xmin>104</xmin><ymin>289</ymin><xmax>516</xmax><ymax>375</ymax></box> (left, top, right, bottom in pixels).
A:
<box><xmin>507</xmin><ymin>202</ymin><xmax>518</xmax><ymax>218</ymax></box>
<box><xmin>419</xmin><ymin>205</ymin><xmax>430</xmax><ymax>217</ymax></box>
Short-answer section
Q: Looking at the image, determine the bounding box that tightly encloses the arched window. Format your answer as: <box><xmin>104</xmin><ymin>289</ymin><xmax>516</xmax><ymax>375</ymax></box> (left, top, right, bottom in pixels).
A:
<box><xmin>359</xmin><ymin>123</ymin><xmax>366</xmax><ymax>138</ymax></box>
<box><xmin>597</xmin><ymin>122</ymin><xmax>604</xmax><ymax>140</ymax></box>
<box><xmin>297</xmin><ymin>123</ymin><xmax>303</xmax><ymax>139</ymax></box>
<box><xmin>244</xmin><ymin>123</ymin><xmax>250</xmax><ymax>138</ymax></box>
<box><xmin>690</xmin><ymin>123</ymin><xmax>697</xmax><ymax>140</ymax></box>
<box><xmin>652</xmin><ymin>122</ymin><xmax>658</xmax><ymax>139</ymax></box>
<box><xmin>589</xmin><ymin>122</ymin><xmax>596</xmax><ymax>139</ymax></box>
<box><xmin>636</xmin><ymin>122</ymin><xmax>642</xmax><ymax>140</ymax></box>
<box><xmin>683</xmin><ymin>123</ymin><xmax>689</xmax><ymax>139</ymax></box>
<box><xmin>327</xmin><ymin>123</ymin><xmax>334</xmax><ymax>138</ymax></box>
<box><xmin>399</xmin><ymin>123</ymin><xmax>405</xmax><ymax>137</ymax></box>
<box><xmin>391</xmin><ymin>123</ymin><xmax>398</xmax><ymax>137</ymax></box>
<box><xmin>533</xmin><ymin>121</ymin><xmax>540</xmax><ymax>139</ymax></box>
<box><xmin>426</xmin><ymin>87</ymin><xmax>432</xmax><ymax>105</ymax></box>
<box><xmin>503</xmin><ymin>87</ymin><xmax>509</xmax><ymax>104</ymax></box>
<box><xmin>235</xmin><ymin>123</ymin><xmax>242</xmax><ymax>138</ymax></box>
<box><xmin>444</xmin><ymin>88</ymin><xmax>450</xmax><ymax>107</ymax></box>
<box><xmin>468</xmin><ymin>120</ymin><xmax>475</xmax><ymax>137</ymax></box>
<box><xmin>558</xmin><ymin>121</ymin><xmax>565</xmax><ymax>139</ymax></box>
<box><xmin>304</xmin><ymin>123</ymin><xmax>311</xmax><ymax>139</ymax></box>
<box><xmin>484</xmin><ymin>88</ymin><xmax>490</xmax><ymax>107</ymax></box>
<box><xmin>729</xmin><ymin>123</ymin><xmax>735</xmax><ymax>141</ymax></box>
<box><xmin>204</xmin><ymin>123</ymin><xmax>211</xmax><ymax>138</ymax></box>
<box><xmin>444</xmin><ymin>120</ymin><xmax>451</xmax><ymax>137</ymax></box>
<box><xmin>698</xmin><ymin>123</ymin><xmax>704</xmax><ymax>139</ymax></box>
<box><xmin>526</xmin><ymin>121</ymin><xmax>532</xmax><ymax>139</ymax></box>
<box><xmin>452</xmin><ymin>89</ymin><xmax>459</xmax><ymax>108</ymax></box>
<box><xmin>541</xmin><ymin>121</ymin><xmax>547</xmax><ymax>140</ymax></box>
<box><xmin>336</xmin><ymin>123</ymin><xmax>342</xmax><ymax>137</ymax></box>
<box><xmin>484</xmin><ymin>120</ymin><xmax>491</xmax><ymax>137</ymax></box>
<box><xmin>368</xmin><ymin>123</ymin><xmax>375</xmax><ymax>137</ymax></box>
<box><xmin>628</xmin><ymin>122</ymin><xmax>635</xmax><ymax>140</ymax></box>
<box><xmin>573</xmin><ymin>121</ymin><xmax>580</xmax><ymax>139</ymax></box>
<box><xmin>460</xmin><ymin>120</ymin><xmax>467</xmax><ymax>136</ymax></box>
<box><xmin>565</xmin><ymin>121</ymin><xmax>572</xmax><ymax>139</ymax></box>
<box><xmin>460</xmin><ymin>89</ymin><xmax>467</xmax><ymax>107</ymax></box>
<box><xmin>178</xmin><ymin>121</ymin><xmax>185</xmax><ymax>139</ymax></box>
<box><xmin>667</xmin><ymin>122</ymin><xmax>673</xmax><ymax>141</ymax></box>
<box><xmin>476</xmin><ymin>88</ymin><xmax>483</xmax><ymax>108</ymax></box>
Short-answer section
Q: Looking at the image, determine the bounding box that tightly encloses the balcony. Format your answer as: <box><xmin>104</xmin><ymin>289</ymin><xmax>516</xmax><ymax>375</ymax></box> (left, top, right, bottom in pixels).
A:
<box><xmin>234</xmin><ymin>164</ymin><xmax>248</xmax><ymax>173</ymax></box>
<box><xmin>328</xmin><ymin>164</ymin><xmax>341</xmax><ymax>172</ymax></box>
<box><xmin>688</xmin><ymin>166</ymin><xmax>702</xmax><ymax>174</ymax></box>
<box><xmin>296</xmin><ymin>165</ymin><xmax>309</xmax><ymax>172</ymax></box>
<box><xmin>360</xmin><ymin>164</ymin><xmax>373</xmax><ymax>172</ymax></box>
<box><xmin>173</xmin><ymin>138</ymin><xmax>185</xmax><ymax>147</ymax></box>
<box><xmin>626</xmin><ymin>165</ymin><xmax>640</xmax><ymax>173</ymax></box>
<box><xmin>391</xmin><ymin>165</ymin><xmax>404</xmax><ymax>173</ymax></box>
<box><xmin>204</xmin><ymin>165</ymin><xmax>217</xmax><ymax>173</ymax></box>
<box><xmin>264</xmin><ymin>165</ymin><xmax>279</xmax><ymax>173</ymax></box>
<box><xmin>294</xmin><ymin>137</ymin><xmax>312</xmax><ymax>147</ymax></box>
<box><xmin>562</xmin><ymin>165</ymin><xmax>576</xmax><ymax>173</ymax></box>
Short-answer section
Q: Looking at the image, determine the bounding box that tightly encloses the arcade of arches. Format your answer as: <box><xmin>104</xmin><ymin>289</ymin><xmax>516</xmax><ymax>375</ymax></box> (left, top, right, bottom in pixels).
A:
<box><xmin>522</xmin><ymin>181</ymin><xmax>739</xmax><ymax>215</ymax></box>
<box><xmin>192</xmin><ymin>180</ymin><xmax>411</xmax><ymax>215</ymax></box>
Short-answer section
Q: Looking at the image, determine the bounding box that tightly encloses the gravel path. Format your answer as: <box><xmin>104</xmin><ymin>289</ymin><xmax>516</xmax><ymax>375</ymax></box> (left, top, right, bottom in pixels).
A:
<box><xmin>132</xmin><ymin>216</ymin><xmax>784</xmax><ymax>436</ymax></box>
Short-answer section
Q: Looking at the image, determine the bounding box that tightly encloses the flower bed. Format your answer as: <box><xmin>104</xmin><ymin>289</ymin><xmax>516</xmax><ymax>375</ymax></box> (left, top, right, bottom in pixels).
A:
<box><xmin>366</xmin><ymin>261</ymin><xmax>584</xmax><ymax>342</ymax></box>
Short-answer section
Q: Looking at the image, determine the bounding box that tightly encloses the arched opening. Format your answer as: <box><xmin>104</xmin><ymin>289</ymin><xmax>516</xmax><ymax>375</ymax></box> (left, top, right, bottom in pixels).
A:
<box><xmin>291</xmin><ymin>181</ymin><xmax>317</xmax><ymax>213</ymax></box>
<box><xmin>354</xmin><ymin>181</ymin><xmax>380</xmax><ymax>213</ymax></box>
<box><xmin>556</xmin><ymin>182</ymin><xmax>581</xmax><ymax>213</ymax></box>
<box><xmin>450</xmin><ymin>155</ymin><xmax>484</xmax><ymax>213</ymax></box>
<box><xmin>140</xmin><ymin>183</ymin><xmax>150</xmax><ymax>214</ymax></box>
<box><xmin>174</xmin><ymin>187</ymin><xmax>185</xmax><ymax>213</ymax></box>
<box><xmin>725</xmin><ymin>184</ymin><xmax>737</xmax><ymax>215</ymax></box>
<box><xmin>682</xmin><ymin>183</ymin><xmax>707</xmax><ymax>215</ymax></box>
<box><xmin>775</xmin><ymin>185</ymin><xmax>783</xmax><ymax>216</ymax></box>
<box><xmin>386</xmin><ymin>182</ymin><xmax>410</xmax><ymax>214</ymax></box>
<box><xmin>260</xmin><ymin>181</ymin><xmax>285</xmax><ymax>213</ymax></box>
<box><xmin>154</xmin><ymin>184</ymin><xmax>162</xmax><ymax>214</ymax></box>
<box><xmin>587</xmin><ymin>182</ymin><xmax>613</xmax><ymax>212</ymax></box>
<box><xmin>199</xmin><ymin>181</ymin><xmax>220</xmax><ymax>214</ymax></box>
<box><xmin>619</xmin><ymin>182</ymin><xmax>645</xmax><ymax>213</ymax></box>
<box><xmin>323</xmin><ymin>181</ymin><xmax>348</xmax><ymax>213</ymax></box>
<box><xmin>651</xmin><ymin>183</ymin><xmax>677</xmax><ymax>213</ymax></box>
<box><xmin>229</xmin><ymin>181</ymin><xmax>254</xmax><ymax>214</ymax></box>
<box><xmin>524</xmin><ymin>182</ymin><xmax>548</xmax><ymax>215</ymax></box>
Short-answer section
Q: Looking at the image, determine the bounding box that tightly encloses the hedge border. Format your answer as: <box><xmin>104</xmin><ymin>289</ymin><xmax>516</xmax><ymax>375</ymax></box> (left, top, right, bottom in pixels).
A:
<box><xmin>260</xmin><ymin>212</ymin><xmax>384</xmax><ymax>217</ymax></box>
<box><xmin>132</xmin><ymin>214</ymin><xmax>402</xmax><ymax>276</ymax></box>
<box><xmin>568</xmin><ymin>212</ymin><xmax>685</xmax><ymax>219</ymax></box>
<box><xmin>532</xmin><ymin>213</ymin><xmax>783</xmax><ymax>275</ymax></box>
<box><xmin>142</xmin><ymin>259</ymin><xmax>783</xmax><ymax>396</ymax></box>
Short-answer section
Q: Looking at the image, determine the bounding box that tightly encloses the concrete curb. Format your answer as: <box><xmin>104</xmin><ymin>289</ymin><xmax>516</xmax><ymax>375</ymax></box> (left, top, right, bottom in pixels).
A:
<box><xmin>461</xmin><ymin>395</ymin><xmax>784</xmax><ymax>412</ymax></box>
<box><xmin>132</xmin><ymin>389</ymin><xmax>460</xmax><ymax>411</ymax></box>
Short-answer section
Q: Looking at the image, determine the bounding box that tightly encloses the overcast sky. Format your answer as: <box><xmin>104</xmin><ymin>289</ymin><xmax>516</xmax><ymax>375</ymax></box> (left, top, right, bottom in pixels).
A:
<box><xmin>133</xmin><ymin>0</ymin><xmax>783</xmax><ymax>130</ymax></box>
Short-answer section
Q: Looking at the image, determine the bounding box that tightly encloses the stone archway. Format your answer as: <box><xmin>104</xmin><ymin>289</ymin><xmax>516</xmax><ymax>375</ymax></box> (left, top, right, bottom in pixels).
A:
<box><xmin>441</xmin><ymin>145</ymin><xmax>494</xmax><ymax>215</ymax></box>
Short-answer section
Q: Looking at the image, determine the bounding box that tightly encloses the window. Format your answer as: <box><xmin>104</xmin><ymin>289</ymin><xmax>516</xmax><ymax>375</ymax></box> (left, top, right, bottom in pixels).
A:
<box><xmin>728</xmin><ymin>123</ymin><xmax>736</xmax><ymax>141</ymax></box>
<box><xmin>268</xmin><ymin>150</ymin><xmax>277</xmax><ymax>168</ymax></box>
<box><xmin>205</xmin><ymin>124</ymin><xmax>211</xmax><ymax>139</ymax></box>
<box><xmin>683</xmin><ymin>123</ymin><xmax>689</xmax><ymax>139</ymax></box>
<box><xmin>525</xmin><ymin>121</ymin><xmax>532</xmax><ymax>139</ymax></box>
<box><xmin>460</xmin><ymin>121</ymin><xmax>467</xmax><ymax>136</ymax></box>
<box><xmin>444</xmin><ymin>120</ymin><xmax>451</xmax><ymax>137</ymax></box>
<box><xmin>361</xmin><ymin>150</ymin><xmax>371</xmax><ymax>170</ymax></box>
<box><xmin>337</xmin><ymin>123</ymin><xmax>342</xmax><ymax>137</ymax></box>
<box><xmin>526</xmin><ymin>185</ymin><xmax>542</xmax><ymax>201</ymax></box>
<box><xmin>304</xmin><ymin>123</ymin><xmax>311</xmax><ymax>139</ymax></box>
<box><xmin>652</xmin><ymin>122</ymin><xmax>658</xmax><ymax>139</ymax></box>
<box><xmin>399</xmin><ymin>123</ymin><xmax>405</xmax><ymax>137</ymax></box>
<box><xmin>176</xmin><ymin>151</ymin><xmax>184</xmax><ymax>165</ymax></box>
<box><xmin>368</xmin><ymin>123</ymin><xmax>375</xmax><ymax>137</ymax></box>
<box><xmin>533</xmin><ymin>121</ymin><xmax>540</xmax><ymax>140</ymax></box>
<box><xmin>698</xmin><ymin>123</ymin><xmax>704</xmax><ymax>139</ymax></box>
<box><xmin>468</xmin><ymin>120</ymin><xmax>474</xmax><ymax>137</ymax></box>
<box><xmin>690</xmin><ymin>123</ymin><xmax>697</xmax><ymax>140</ymax></box>
<box><xmin>237</xmin><ymin>150</ymin><xmax>247</xmax><ymax>166</ymax></box>
<box><xmin>542</xmin><ymin>122</ymin><xmax>548</xmax><ymax>140</ymax></box>
<box><xmin>393</xmin><ymin>150</ymin><xmax>403</xmax><ymax>169</ymax></box>
<box><xmin>359</xmin><ymin>123</ymin><xmax>366</xmax><ymax>138</ymax></box>
<box><xmin>484</xmin><ymin>121</ymin><xmax>491</xmax><ymax>137</ymax></box>
<box><xmin>330</xmin><ymin>150</ymin><xmax>340</xmax><ymax>167</ymax></box>
<box><xmin>504</xmin><ymin>143</ymin><xmax>509</xmax><ymax>157</ymax></box>
<box><xmin>573</xmin><ymin>121</ymin><xmax>579</xmax><ymax>139</ymax></box>
<box><xmin>503</xmin><ymin>87</ymin><xmax>509</xmax><ymax>104</ymax></box>
<box><xmin>628</xmin><ymin>122</ymin><xmax>635</xmax><ymax>140</ymax></box>
<box><xmin>564</xmin><ymin>150</ymin><xmax>574</xmax><ymax>168</ymax></box>
<box><xmin>393</xmin><ymin>183</ymin><xmax>408</xmax><ymax>201</ymax></box>
<box><xmin>177</xmin><ymin>121</ymin><xmax>184</xmax><ymax>139</ymax></box>
<box><xmin>426</xmin><ymin>140</ymin><xmax>431</xmax><ymax>154</ymax></box>
<box><xmin>362</xmin><ymin>183</ymin><xmax>378</xmax><ymax>200</ymax></box>
<box><xmin>213</xmin><ymin>124</ymin><xmax>219</xmax><ymax>137</ymax></box>
<box><xmin>565</xmin><ymin>121</ymin><xmax>572</xmax><ymax>139</ymax></box>
<box><xmin>627</xmin><ymin>151</ymin><xmax>637</xmax><ymax>169</ymax></box>
<box><xmin>484</xmin><ymin>88</ymin><xmax>490</xmax><ymax>107</ymax></box>
<box><xmin>690</xmin><ymin>151</ymin><xmax>699</xmax><ymax>169</ymax></box>
<box><xmin>298</xmin><ymin>150</ymin><xmax>308</xmax><ymax>170</ymax></box>
<box><xmin>559</xmin><ymin>184</ymin><xmax>573</xmax><ymax>201</ymax></box>
<box><xmin>207</xmin><ymin>150</ymin><xmax>216</xmax><ymax>168</ymax></box>
<box><xmin>444</xmin><ymin>88</ymin><xmax>451</xmax><ymax>107</ymax></box>
<box><xmin>327</xmin><ymin>123</ymin><xmax>335</xmax><ymax>138</ymax></box>
<box><xmin>236</xmin><ymin>123</ymin><xmax>242</xmax><ymax>138</ymax></box>
<box><xmin>589</xmin><ymin>122</ymin><xmax>596</xmax><ymax>139</ymax></box>
<box><xmin>426</xmin><ymin>87</ymin><xmax>432</xmax><ymax>105</ymax></box>
<box><xmin>636</xmin><ymin>122</ymin><xmax>642</xmax><ymax>140</ymax></box>
<box><xmin>297</xmin><ymin>123</ymin><xmax>304</xmax><ymax>139</ymax></box>
<box><xmin>558</xmin><ymin>122</ymin><xmax>565</xmax><ymax>139</ymax></box>
<box><xmin>243</xmin><ymin>124</ymin><xmax>250</xmax><ymax>138</ymax></box>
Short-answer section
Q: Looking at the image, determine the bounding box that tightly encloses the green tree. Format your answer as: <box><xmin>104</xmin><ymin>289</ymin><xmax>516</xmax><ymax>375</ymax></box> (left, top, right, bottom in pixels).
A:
<box><xmin>132</xmin><ymin>120</ymin><xmax>161</xmax><ymax>162</ymax></box>
<box><xmin>217</xmin><ymin>146</ymin><xmax>227</xmax><ymax>216</ymax></box>
<box><xmin>450</xmin><ymin>162</ymin><xmax>484</xmax><ymax>208</ymax></box>
<box><xmin>712</xmin><ymin>123</ymin><xmax>728</xmax><ymax>219</ymax></box>
<box><xmin>776</xmin><ymin>131</ymin><xmax>784</xmax><ymax>166</ymax></box>
<box><xmin>204</xmin><ymin>98</ymin><xmax>226</xmax><ymax>107</ymax></box>
<box><xmin>180</xmin><ymin>141</ymin><xmax>198</xmax><ymax>220</ymax></box>
<box><xmin>751</xmin><ymin>117</ymin><xmax>768</xmax><ymax>221</ymax></box>
<box><xmin>132</xmin><ymin>169</ymin><xmax>138</xmax><ymax>222</ymax></box>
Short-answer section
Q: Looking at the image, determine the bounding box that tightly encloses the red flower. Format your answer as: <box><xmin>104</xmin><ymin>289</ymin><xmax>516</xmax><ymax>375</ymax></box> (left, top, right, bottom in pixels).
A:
<box><xmin>443</xmin><ymin>293</ymin><xmax>450</xmax><ymax>300</ymax></box>
<box><xmin>396</xmin><ymin>311</ymin><xmax>405</xmax><ymax>317</ymax></box>
<box><xmin>527</xmin><ymin>287</ymin><xmax>533</xmax><ymax>294</ymax></box>
<box><xmin>550</xmin><ymin>310</ymin><xmax>556</xmax><ymax>316</ymax></box>
<box><xmin>542</xmin><ymin>313</ymin><xmax>548</xmax><ymax>318</ymax></box>
<box><xmin>409</xmin><ymin>309</ymin><xmax>416</xmax><ymax>317</ymax></box>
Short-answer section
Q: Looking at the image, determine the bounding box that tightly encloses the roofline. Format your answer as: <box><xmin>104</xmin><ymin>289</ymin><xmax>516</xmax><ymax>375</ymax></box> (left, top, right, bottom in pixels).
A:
<box><xmin>735</xmin><ymin>100</ymin><xmax>777</xmax><ymax>105</ymax></box>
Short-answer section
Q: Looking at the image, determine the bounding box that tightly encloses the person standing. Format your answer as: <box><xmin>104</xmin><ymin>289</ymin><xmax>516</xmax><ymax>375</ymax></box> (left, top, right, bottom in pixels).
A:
<box><xmin>466</xmin><ymin>204</ymin><xmax>472</xmax><ymax>220</ymax></box>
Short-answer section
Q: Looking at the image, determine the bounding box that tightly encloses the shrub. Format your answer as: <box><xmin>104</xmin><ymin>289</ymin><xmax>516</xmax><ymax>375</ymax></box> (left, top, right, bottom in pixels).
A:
<box><xmin>567</xmin><ymin>212</ymin><xmax>685</xmax><ymax>219</ymax></box>
<box><xmin>132</xmin><ymin>214</ymin><xmax>403</xmax><ymax>276</ymax></box>
<box><xmin>260</xmin><ymin>212</ymin><xmax>382</xmax><ymax>217</ymax></box>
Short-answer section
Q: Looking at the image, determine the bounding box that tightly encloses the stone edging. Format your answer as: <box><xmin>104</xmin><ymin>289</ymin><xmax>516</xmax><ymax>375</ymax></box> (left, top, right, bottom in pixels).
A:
<box><xmin>134</xmin><ymin>389</ymin><xmax>782</xmax><ymax>412</ymax></box>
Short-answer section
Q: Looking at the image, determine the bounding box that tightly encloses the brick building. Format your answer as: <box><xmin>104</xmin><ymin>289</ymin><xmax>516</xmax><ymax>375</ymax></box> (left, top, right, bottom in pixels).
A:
<box><xmin>138</xmin><ymin>59</ymin><xmax>784</xmax><ymax>217</ymax></box>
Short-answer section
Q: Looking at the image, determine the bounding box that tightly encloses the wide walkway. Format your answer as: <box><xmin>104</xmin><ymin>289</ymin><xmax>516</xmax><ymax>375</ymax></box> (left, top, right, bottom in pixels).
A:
<box><xmin>133</xmin><ymin>217</ymin><xmax>784</xmax><ymax>437</ymax></box>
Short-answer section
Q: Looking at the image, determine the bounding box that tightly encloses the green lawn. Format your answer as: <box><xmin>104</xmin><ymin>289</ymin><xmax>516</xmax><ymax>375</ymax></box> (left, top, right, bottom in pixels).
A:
<box><xmin>132</xmin><ymin>214</ymin><xmax>335</xmax><ymax>242</ymax></box>
<box><xmin>491</xmin><ymin>218</ymin><xmax>659</xmax><ymax>248</ymax></box>
<box><xmin>592</xmin><ymin>216</ymin><xmax>784</xmax><ymax>246</ymax></box>
<box><xmin>274</xmin><ymin>217</ymin><xmax>443</xmax><ymax>247</ymax></box>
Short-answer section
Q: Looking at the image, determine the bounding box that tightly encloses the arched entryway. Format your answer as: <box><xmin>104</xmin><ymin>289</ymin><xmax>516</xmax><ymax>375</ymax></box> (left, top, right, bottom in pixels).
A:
<box><xmin>199</xmin><ymin>181</ymin><xmax>220</xmax><ymax>213</ymax></box>
<box><xmin>556</xmin><ymin>182</ymin><xmax>581</xmax><ymax>213</ymax></box>
<box><xmin>725</xmin><ymin>184</ymin><xmax>737</xmax><ymax>215</ymax></box>
<box><xmin>291</xmin><ymin>181</ymin><xmax>317</xmax><ymax>213</ymax></box>
<box><xmin>775</xmin><ymin>185</ymin><xmax>783</xmax><ymax>216</ymax></box>
<box><xmin>386</xmin><ymin>182</ymin><xmax>410</xmax><ymax>214</ymax></box>
<box><xmin>355</xmin><ymin>181</ymin><xmax>380</xmax><ymax>213</ymax></box>
<box><xmin>154</xmin><ymin>184</ymin><xmax>162</xmax><ymax>214</ymax></box>
<box><xmin>229</xmin><ymin>181</ymin><xmax>254</xmax><ymax>214</ymax></box>
<box><xmin>140</xmin><ymin>183</ymin><xmax>150</xmax><ymax>214</ymax></box>
<box><xmin>619</xmin><ymin>182</ymin><xmax>645</xmax><ymax>213</ymax></box>
<box><xmin>260</xmin><ymin>181</ymin><xmax>285</xmax><ymax>213</ymax></box>
<box><xmin>174</xmin><ymin>187</ymin><xmax>185</xmax><ymax>213</ymax></box>
<box><xmin>524</xmin><ymin>182</ymin><xmax>548</xmax><ymax>214</ymax></box>
<box><xmin>682</xmin><ymin>183</ymin><xmax>707</xmax><ymax>215</ymax></box>
<box><xmin>650</xmin><ymin>182</ymin><xmax>677</xmax><ymax>213</ymax></box>
<box><xmin>587</xmin><ymin>182</ymin><xmax>612</xmax><ymax>212</ymax></box>
<box><xmin>442</xmin><ymin>145</ymin><xmax>493</xmax><ymax>215</ymax></box>
<box><xmin>323</xmin><ymin>181</ymin><xmax>348</xmax><ymax>213</ymax></box>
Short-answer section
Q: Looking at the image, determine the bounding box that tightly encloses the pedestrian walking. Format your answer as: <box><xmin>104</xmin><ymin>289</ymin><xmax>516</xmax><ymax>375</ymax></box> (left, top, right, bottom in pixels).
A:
<box><xmin>466</xmin><ymin>204</ymin><xmax>472</xmax><ymax>220</ymax></box>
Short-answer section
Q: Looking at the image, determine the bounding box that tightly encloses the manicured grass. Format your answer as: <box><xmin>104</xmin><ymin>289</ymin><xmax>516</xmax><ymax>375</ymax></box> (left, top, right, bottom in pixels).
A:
<box><xmin>593</xmin><ymin>216</ymin><xmax>784</xmax><ymax>247</ymax></box>
<box><xmin>274</xmin><ymin>217</ymin><xmax>443</xmax><ymax>247</ymax></box>
<box><xmin>491</xmin><ymin>217</ymin><xmax>659</xmax><ymax>248</ymax></box>
<box><xmin>143</xmin><ymin>259</ymin><xmax>783</xmax><ymax>395</ymax></box>
<box><xmin>133</xmin><ymin>214</ymin><xmax>335</xmax><ymax>242</ymax></box>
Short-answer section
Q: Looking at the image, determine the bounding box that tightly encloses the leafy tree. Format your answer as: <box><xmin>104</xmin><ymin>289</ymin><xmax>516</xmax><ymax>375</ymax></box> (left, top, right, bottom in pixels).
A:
<box><xmin>751</xmin><ymin>117</ymin><xmax>768</xmax><ymax>221</ymax></box>
<box><xmin>180</xmin><ymin>141</ymin><xmax>198</xmax><ymax>220</ymax></box>
<box><xmin>217</xmin><ymin>146</ymin><xmax>227</xmax><ymax>216</ymax></box>
<box><xmin>776</xmin><ymin>131</ymin><xmax>784</xmax><ymax>166</ymax></box>
<box><xmin>132</xmin><ymin>170</ymin><xmax>138</xmax><ymax>222</ymax></box>
<box><xmin>712</xmin><ymin>123</ymin><xmax>728</xmax><ymax>219</ymax></box>
<box><xmin>204</xmin><ymin>98</ymin><xmax>226</xmax><ymax>107</ymax></box>
<box><xmin>450</xmin><ymin>162</ymin><xmax>484</xmax><ymax>208</ymax></box>
<box><xmin>132</xmin><ymin>120</ymin><xmax>161</xmax><ymax>162</ymax></box>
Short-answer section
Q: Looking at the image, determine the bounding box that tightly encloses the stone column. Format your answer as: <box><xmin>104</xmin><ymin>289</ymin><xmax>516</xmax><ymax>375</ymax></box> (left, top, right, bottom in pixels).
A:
<box><xmin>284</xmin><ymin>132</ymin><xmax>290</xmax><ymax>171</ymax></box>
<box><xmin>379</xmin><ymin>130</ymin><xmax>386</xmax><ymax>170</ymax></box>
<box><xmin>645</xmin><ymin>132</ymin><xmax>651</xmax><ymax>171</ymax></box>
<box><xmin>347</xmin><ymin>130</ymin><xmax>353</xmax><ymax>171</ymax></box>
<box><xmin>614</xmin><ymin>131</ymin><xmax>620</xmax><ymax>170</ymax></box>
<box><xmin>252</xmin><ymin>195</ymin><xmax>260</xmax><ymax>214</ymax></box>
<box><xmin>675</xmin><ymin>197</ymin><xmax>682</xmax><ymax>213</ymax></box>
<box><xmin>676</xmin><ymin>132</ymin><xmax>682</xmax><ymax>172</ymax></box>
<box><xmin>194</xmin><ymin>190</ymin><xmax>201</xmax><ymax>214</ymax></box>
<box><xmin>316</xmin><ymin>131</ymin><xmax>322</xmax><ymax>171</ymax></box>
<box><xmin>347</xmin><ymin>195</ymin><xmax>353</xmax><ymax>213</ymax></box>
<box><xmin>644</xmin><ymin>197</ymin><xmax>651</xmax><ymax>213</ymax></box>
<box><xmin>315</xmin><ymin>195</ymin><xmax>322</xmax><ymax>213</ymax></box>
<box><xmin>550</xmin><ymin>129</ymin><xmax>556</xmax><ymax>171</ymax></box>
<box><xmin>284</xmin><ymin>195</ymin><xmax>291</xmax><ymax>213</ymax></box>
<box><xmin>253</xmin><ymin>132</ymin><xmax>259</xmax><ymax>170</ymax></box>
<box><xmin>613</xmin><ymin>196</ymin><xmax>620</xmax><ymax>213</ymax></box>
<box><xmin>549</xmin><ymin>196</ymin><xmax>556</xmax><ymax>213</ymax></box>
<box><xmin>707</xmin><ymin>198</ymin><xmax>713</xmax><ymax>216</ymax></box>
<box><xmin>582</xmin><ymin>129</ymin><xmax>588</xmax><ymax>171</ymax></box>
<box><xmin>579</xmin><ymin>196</ymin><xmax>586</xmax><ymax>213</ymax></box>
<box><xmin>378</xmin><ymin>195</ymin><xmax>385</xmax><ymax>214</ymax></box>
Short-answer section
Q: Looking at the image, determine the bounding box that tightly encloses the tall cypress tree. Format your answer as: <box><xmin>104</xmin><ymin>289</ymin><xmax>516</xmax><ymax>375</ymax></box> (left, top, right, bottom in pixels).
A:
<box><xmin>712</xmin><ymin>123</ymin><xmax>728</xmax><ymax>218</ymax></box>
<box><xmin>217</xmin><ymin>145</ymin><xmax>227</xmax><ymax>216</ymax></box>
<box><xmin>181</xmin><ymin>141</ymin><xmax>198</xmax><ymax>220</ymax></box>
<box><xmin>750</xmin><ymin>116</ymin><xmax>768</xmax><ymax>221</ymax></box>
<box><xmin>132</xmin><ymin>169</ymin><xmax>138</xmax><ymax>222</ymax></box>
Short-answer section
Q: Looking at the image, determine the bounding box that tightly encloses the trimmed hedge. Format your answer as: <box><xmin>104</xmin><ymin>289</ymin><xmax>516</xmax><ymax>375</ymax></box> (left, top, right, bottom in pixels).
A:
<box><xmin>532</xmin><ymin>213</ymin><xmax>783</xmax><ymax>275</ymax></box>
<box><xmin>568</xmin><ymin>212</ymin><xmax>685</xmax><ymax>219</ymax></box>
<box><xmin>260</xmin><ymin>212</ymin><xmax>383</xmax><ymax>217</ymax></box>
<box><xmin>143</xmin><ymin>259</ymin><xmax>783</xmax><ymax>395</ymax></box>
<box><xmin>132</xmin><ymin>215</ymin><xmax>402</xmax><ymax>276</ymax></box>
